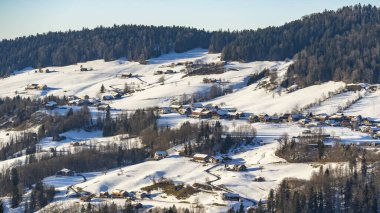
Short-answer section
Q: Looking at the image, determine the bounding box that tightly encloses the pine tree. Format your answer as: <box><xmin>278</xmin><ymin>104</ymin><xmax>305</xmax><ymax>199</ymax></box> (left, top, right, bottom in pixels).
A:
<box><xmin>103</xmin><ymin>106</ymin><xmax>114</xmax><ymax>137</ymax></box>
<box><xmin>317</xmin><ymin>139</ymin><xmax>324</xmax><ymax>159</ymax></box>
<box><xmin>100</xmin><ymin>84</ymin><xmax>105</xmax><ymax>93</ymax></box>
<box><xmin>267</xmin><ymin>189</ymin><xmax>275</xmax><ymax>213</ymax></box>
<box><xmin>239</xmin><ymin>203</ymin><xmax>244</xmax><ymax>213</ymax></box>
<box><xmin>188</xmin><ymin>143</ymin><xmax>193</xmax><ymax>156</ymax></box>
<box><xmin>10</xmin><ymin>168</ymin><xmax>20</xmax><ymax>208</ymax></box>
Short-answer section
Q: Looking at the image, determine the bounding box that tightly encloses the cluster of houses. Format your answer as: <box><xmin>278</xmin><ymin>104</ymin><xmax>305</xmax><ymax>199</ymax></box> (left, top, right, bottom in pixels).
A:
<box><xmin>159</xmin><ymin>103</ymin><xmax>245</xmax><ymax>120</ymax></box>
<box><xmin>154</xmin><ymin>151</ymin><xmax>247</xmax><ymax>171</ymax></box>
<box><xmin>158</xmin><ymin>102</ymin><xmax>380</xmax><ymax>142</ymax></box>
<box><xmin>191</xmin><ymin>153</ymin><xmax>248</xmax><ymax>171</ymax></box>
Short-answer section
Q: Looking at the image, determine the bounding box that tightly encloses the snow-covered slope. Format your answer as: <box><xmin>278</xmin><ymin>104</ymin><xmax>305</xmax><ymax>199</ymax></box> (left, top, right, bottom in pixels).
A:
<box><xmin>308</xmin><ymin>91</ymin><xmax>362</xmax><ymax>115</ymax></box>
<box><xmin>207</xmin><ymin>80</ymin><xmax>345</xmax><ymax>115</ymax></box>
<box><xmin>344</xmin><ymin>89</ymin><xmax>380</xmax><ymax>120</ymax></box>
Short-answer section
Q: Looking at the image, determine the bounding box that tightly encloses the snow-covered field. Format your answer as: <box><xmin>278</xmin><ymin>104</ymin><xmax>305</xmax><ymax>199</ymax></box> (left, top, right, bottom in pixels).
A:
<box><xmin>207</xmin><ymin>81</ymin><xmax>346</xmax><ymax>115</ymax></box>
<box><xmin>308</xmin><ymin>91</ymin><xmax>362</xmax><ymax>115</ymax></box>
<box><xmin>344</xmin><ymin>89</ymin><xmax>380</xmax><ymax>120</ymax></box>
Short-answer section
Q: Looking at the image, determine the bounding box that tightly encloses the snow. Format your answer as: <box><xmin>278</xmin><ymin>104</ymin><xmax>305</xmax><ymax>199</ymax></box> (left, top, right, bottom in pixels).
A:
<box><xmin>308</xmin><ymin>91</ymin><xmax>363</xmax><ymax>115</ymax></box>
<box><xmin>1</xmin><ymin>49</ymin><xmax>380</xmax><ymax>212</ymax></box>
<box><xmin>207</xmin><ymin>80</ymin><xmax>346</xmax><ymax>115</ymax></box>
<box><xmin>344</xmin><ymin>89</ymin><xmax>380</xmax><ymax>120</ymax></box>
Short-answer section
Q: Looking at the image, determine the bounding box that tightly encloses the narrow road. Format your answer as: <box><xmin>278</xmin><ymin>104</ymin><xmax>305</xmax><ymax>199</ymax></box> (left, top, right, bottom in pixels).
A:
<box><xmin>204</xmin><ymin>164</ymin><xmax>257</xmax><ymax>205</ymax></box>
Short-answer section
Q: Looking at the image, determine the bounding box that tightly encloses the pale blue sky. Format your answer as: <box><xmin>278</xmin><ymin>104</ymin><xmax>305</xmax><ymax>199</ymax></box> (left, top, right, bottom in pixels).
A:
<box><xmin>0</xmin><ymin>0</ymin><xmax>379</xmax><ymax>40</ymax></box>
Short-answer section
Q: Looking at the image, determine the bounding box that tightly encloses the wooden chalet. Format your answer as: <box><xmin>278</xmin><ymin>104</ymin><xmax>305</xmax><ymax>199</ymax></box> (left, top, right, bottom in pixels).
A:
<box><xmin>193</xmin><ymin>154</ymin><xmax>210</xmax><ymax>163</ymax></box>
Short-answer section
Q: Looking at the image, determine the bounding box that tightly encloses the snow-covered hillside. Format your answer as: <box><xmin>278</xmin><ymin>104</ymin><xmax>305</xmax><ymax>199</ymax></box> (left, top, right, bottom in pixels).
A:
<box><xmin>207</xmin><ymin>80</ymin><xmax>345</xmax><ymax>115</ymax></box>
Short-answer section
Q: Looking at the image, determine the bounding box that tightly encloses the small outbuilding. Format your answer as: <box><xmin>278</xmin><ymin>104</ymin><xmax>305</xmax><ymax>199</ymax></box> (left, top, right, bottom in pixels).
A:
<box><xmin>56</xmin><ymin>168</ymin><xmax>75</xmax><ymax>176</ymax></box>
<box><xmin>154</xmin><ymin>151</ymin><xmax>168</xmax><ymax>160</ymax></box>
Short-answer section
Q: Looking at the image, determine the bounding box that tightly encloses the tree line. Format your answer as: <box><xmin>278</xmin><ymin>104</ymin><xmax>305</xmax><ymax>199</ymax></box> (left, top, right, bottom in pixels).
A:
<box><xmin>2</xmin><ymin>5</ymin><xmax>380</xmax><ymax>85</ymax></box>
<box><xmin>0</xmin><ymin>25</ymin><xmax>210</xmax><ymax>76</ymax></box>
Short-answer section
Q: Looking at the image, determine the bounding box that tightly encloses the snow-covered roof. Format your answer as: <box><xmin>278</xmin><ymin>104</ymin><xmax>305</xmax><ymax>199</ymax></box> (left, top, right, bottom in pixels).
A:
<box><xmin>193</xmin><ymin>154</ymin><xmax>209</xmax><ymax>159</ymax></box>
<box><xmin>155</xmin><ymin>151</ymin><xmax>168</xmax><ymax>155</ymax></box>
<box><xmin>60</xmin><ymin>168</ymin><xmax>72</xmax><ymax>173</ymax></box>
<box><xmin>46</xmin><ymin>101</ymin><xmax>57</xmax><ymax>106</ymax></box>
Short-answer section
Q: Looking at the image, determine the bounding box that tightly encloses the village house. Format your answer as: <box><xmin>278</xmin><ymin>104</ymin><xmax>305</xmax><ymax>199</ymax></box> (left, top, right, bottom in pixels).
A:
<box><xmin>209</xmin><ymin>156</ymin><xmax>223</xmax><ymax>163</ymax></box>
<box><xmin>248</xmin><ymin>114</ymin><xmax>260</xmax><ymax>123</ymax></box>
<box><xmin>154</xmin><ymin>70</ymin><xmax>164</xmax><ymax>75</ymax></box>
<box><xmin>288</xmin><ymin>114</ymin><xmax>302</xmax><ymax>122</ymax></box>
<box><xmin>121</xmin><ymin>73</ymin><xmax>133</xmax><ymax>78</ymax></box>
<box><xmin>111</xmin><ymin>189</ymin><xmax>129</xmax><ymax>198</ymax></box>
<box><xmin>226</xmin><ymin>164</ymin><xmax>247</xmax><ymax>172</ymax></box>
<box><xmin>346</xmin><ymin>83</ymin><xmax>365</xmax><ymax>91</ymax></box>
<box><xmin>193</xmin><ymin>153</ymin><xmax>210</xmax><ymax>163</ymax></box>
<box><xmin>154</xmin><ymin>151</ymin><xmax>168</xmax><ymax>160</ymax></box>
<box><xmin>170</xmin><ymin>104</ymin><xmax>182</xmax><ymax>113</ymax></box>
<box><xmin>26</xmin><ymin>83</ymin><xmax>47</xmax><ymax>90</ymax></box>
<box><xmin>315</xmin><ymin>113</ymin><xmax>329</xmax><ymax>122</ymax></box>
<box><xmin>191</xmin><ymin>108</ymin><xmax>212</xmax><ymax>119</ymax></box>
<box><xmin>178</xmin><ymin>105</ymin><xmax>192</xmax><ymax>116</ymax></box>
<box><xmin>56</xmin><ymin>168</ymin><xmax>75</xmax><ymax>176</ymax></box>
<box><xmin>212</xmin><ymin>109</ymin><xmax>229</xmax><ymax>119</ymax></box>
<box><xmin>192</xmin><ymin>103</ymin><xmax>203</xmax><ymax>108</ymax></box>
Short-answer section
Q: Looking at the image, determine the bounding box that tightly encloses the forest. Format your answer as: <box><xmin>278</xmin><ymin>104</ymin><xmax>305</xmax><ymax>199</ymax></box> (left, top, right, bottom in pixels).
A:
<box><xmin>1</xmin><ymin>5</ymin><xmax>380</xmax><ymax>85</ymax></box>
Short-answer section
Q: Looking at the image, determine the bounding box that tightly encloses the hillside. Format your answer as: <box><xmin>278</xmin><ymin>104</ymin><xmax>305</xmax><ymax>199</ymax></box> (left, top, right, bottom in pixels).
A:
<box><xmin>2</xmin><ymin>5</ymin><xmax>380</xmax><ymax>86</ymax></box>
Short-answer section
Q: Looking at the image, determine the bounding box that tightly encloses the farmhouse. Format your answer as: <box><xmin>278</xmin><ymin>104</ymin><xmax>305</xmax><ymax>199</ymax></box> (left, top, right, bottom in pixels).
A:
<box><xmin>26</xmin><ymin>83</ymin><xmax>47</xmax><ymax>90</ymax></box>
<box><xmin>178</xmin><ymin>105</ymin><xmax>192</xmax><ymax>116</ymax></box>
<box><xmin>191</xmin><ymin>108</ymin><xmax>212</xmax><ymax>119</ymax></box>
<box><xmin>170</xmin><ymin>104</ymin><xmax>182</xmax><ymax>113</ymax></box>
<box><xmin>111</xmin><ymin>189</ymin><xmax>129</xmax><ymax>198</ymax></box>
<box><xmin>154</xmin><ymin>151</ymin><xmax>168</xmax><ymax>160</ymax></box>
<box><xmin>346</xmin><ymin>84</ymin><xmax>365</xmax><ymax>91</ymax></box>
<box><xmin>221</xmin><ymin>193</ymin><xmax>240</xmax><ymax>201</ymax></box>
<box><xmin>193</xmin><ymin>154</ymin><xmax>210</xmax><ymax>163</ymax></box>
<box><xmin>226</xmin><ymin>164</ymin><xmax>247</xmax><ymax>172</ymax></box>
<box><xmin>56</xmin><ymin>168</ymin><xmax>75</xmax><ymax>176</ymax></box>
<box><xmin>288</xmin><ymin>114</ymin><xmax>302</xmax><ymax>122</ymax></box>
<box><xmin>209</xmin><ymin>156</ymin><xmax>223</xmax><ymax>163</ymax></box>
<box><xmin>154</xmin><ymin>70</ymin><xmax>164</xmax><ymax>75</ymax></box>
<box><xmin>121</xmin><ymin>73</ymin><xmax>133</xmax><ymax>78</ymax></box>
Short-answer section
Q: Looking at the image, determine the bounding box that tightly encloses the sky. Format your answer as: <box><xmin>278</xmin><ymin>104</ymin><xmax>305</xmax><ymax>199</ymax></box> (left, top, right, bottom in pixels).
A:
<box><xmin>0</xmin><ymin>0</ymin><xmax>379</xmax><ymax>40</ymax></box>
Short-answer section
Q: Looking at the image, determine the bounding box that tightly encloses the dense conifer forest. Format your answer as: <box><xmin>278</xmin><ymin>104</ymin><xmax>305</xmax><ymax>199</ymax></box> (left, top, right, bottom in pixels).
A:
<box><xmin>1</xmin><ymin>5</ymin><xmax>380</xmax><ymax>85</ymax></box>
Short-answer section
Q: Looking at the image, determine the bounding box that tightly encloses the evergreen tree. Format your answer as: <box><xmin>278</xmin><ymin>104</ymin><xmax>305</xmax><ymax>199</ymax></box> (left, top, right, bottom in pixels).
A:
<box><xmin>10</xmin><ymin>168</ymin><xmax>20</xmax><ymax>208</ymax></box>
<box><xmin>100</xmin><ymin>84</ymin><xmax>105</xmax><ymax>93</ymax></box>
